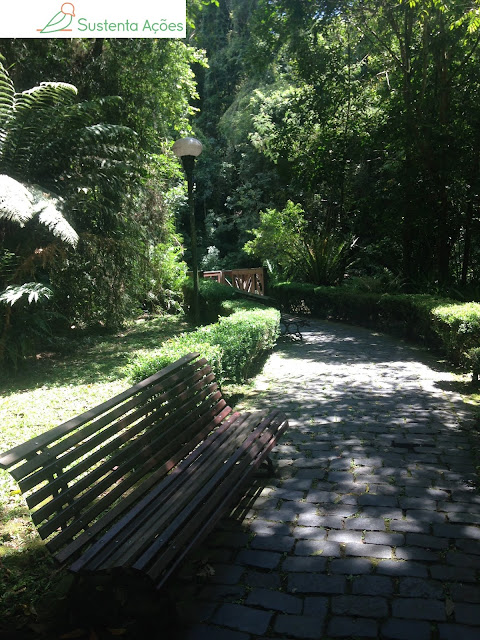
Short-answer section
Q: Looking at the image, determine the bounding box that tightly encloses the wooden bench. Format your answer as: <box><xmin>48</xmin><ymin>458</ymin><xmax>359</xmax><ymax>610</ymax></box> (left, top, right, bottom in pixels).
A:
<box><xmin>0</xmin><ymin>353</ymin><xmax>288</xmax><ymax>592</ymax></box>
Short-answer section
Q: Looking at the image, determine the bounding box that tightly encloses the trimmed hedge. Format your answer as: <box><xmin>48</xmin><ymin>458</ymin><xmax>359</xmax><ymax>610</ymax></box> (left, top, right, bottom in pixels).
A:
<box><xmin>128</xmin><ymin>281</ymin><xmax>280</xmax><ymax>386</ymax></box>
<box><xmin>431</xmin><ymin>302</ymin><xmax>480</xmax><ymax>364</ymax></box>
<box><xmin>271</xmin><ymin>282</ymin><xmax>480</xmax><ymax>373</ymax></box>
<box><xmin>183</xmin><ymin>278</ymin><xmax>243</xmax><ymax>324</ymax></box>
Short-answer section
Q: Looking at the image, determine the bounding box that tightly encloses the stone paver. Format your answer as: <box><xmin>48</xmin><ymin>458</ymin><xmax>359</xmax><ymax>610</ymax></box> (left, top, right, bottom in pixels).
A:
<box><xmin>170</xmin><ymin>319</ymin><xmax>480</xmax><ymax>639</ymax></box>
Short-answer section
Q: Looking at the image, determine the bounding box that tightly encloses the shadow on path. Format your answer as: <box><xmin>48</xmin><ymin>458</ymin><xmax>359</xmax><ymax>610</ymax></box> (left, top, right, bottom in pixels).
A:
<box><xmin>170</xmin><ymin>319</ymin><xmax>480</xmax><ymax>640</ymax></box>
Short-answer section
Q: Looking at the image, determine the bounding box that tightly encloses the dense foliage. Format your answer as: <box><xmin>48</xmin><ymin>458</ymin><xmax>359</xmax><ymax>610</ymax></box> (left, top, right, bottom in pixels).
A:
<box><xmin>2</xmin><ymin>0</ymin><xmax>480</xmax><ymax>367</ymax></box>
<box><xmin>193</xmin><ymin>0</ymin><xmax>480</xmax><ymax>293</ymax></box>
<box><xmin>244</xmin><ymin>200</ymin><xmax>356</xmax><ymax>284</ymax></box>
<box><xmin>0</xmin><ymin>35</ymin><xmax>204</xmax><ymax>366</ymax></box>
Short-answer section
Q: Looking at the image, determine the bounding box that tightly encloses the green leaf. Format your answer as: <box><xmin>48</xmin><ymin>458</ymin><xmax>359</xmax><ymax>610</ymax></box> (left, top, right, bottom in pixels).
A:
<box><xmin>0</xmin><ymin>283</ymin><xmax>53</xmax><ymax>306</ymax></box>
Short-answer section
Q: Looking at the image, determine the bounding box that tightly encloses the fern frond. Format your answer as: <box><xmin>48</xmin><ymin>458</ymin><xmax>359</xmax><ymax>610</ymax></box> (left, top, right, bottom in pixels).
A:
<box><xmin>0</xmin><ymin>62</ymin><xmax>14</xmax><ymax>161</ymax></box>
<box><xmin>29</xmin><ymin>184</ymin><xmax>78</xmax><ymax>247</ymax></box>
<box><xmin>35</xmin><ymin>202</ymin><xmax>78</xmax><ymax>247</ymax></box>
<box><xmin>15</xmin><ymin>82</ymin><xmax>77</xmax><ymax>112</ymax></box>
<box><xmin>1</xmin><ymin>81</ymin><xmax>78</xmax><ymax>177</ymax></box>
<box><xmin>0</xmin><ymin>282</ymin><xmax>53</xmax><ymax>306</ymax></box>
<box><xmin>0</xmin><ymin>175</ymin><xmax>78</xmax><ymax>246</ymax></box>
<box><xmin>0</xmin><ymin>174</ymin><xmax>34</xmax><ymax>225</ymax></box>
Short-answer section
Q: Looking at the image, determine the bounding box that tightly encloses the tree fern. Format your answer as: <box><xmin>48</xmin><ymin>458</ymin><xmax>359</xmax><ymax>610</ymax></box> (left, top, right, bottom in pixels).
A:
<box><xmin>31</xmin><ymin>184</ymin><xmax>78</xmax><ymax>246</ymax></box>
<box><xmin>0</xmin><ymin>62</ymin><xmax>137</xmax><ymax>366</ymax></box>
<box><xmin>0</xmin><ymin>62</ymin><xmax>77</xmax><ymax>179</ymax></box>
<box><xmin>0</xmin><ymin>61</ymin><xmax>14</xmax><ymax>153</ymax></box>
<box><xmin>0</xmin><ymin>174</ymin><xmax>33</xmax><ymax>225</ymax></box>
<box><xmin>0</xmin><ymin>174</ymin><xmax>78</xmax><ymax>245</ymax></box>
<box><xmin>0</xmin><ymin>282</ymin><xmax>53</xmax><ymax>306</ymax></box>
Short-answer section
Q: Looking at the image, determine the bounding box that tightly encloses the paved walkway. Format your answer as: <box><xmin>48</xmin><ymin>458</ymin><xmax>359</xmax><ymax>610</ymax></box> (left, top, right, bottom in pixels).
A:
<box><xmin>172</xmin><ymin>320</ymin><xmax>480</xmax><ymax>640</ymax></box>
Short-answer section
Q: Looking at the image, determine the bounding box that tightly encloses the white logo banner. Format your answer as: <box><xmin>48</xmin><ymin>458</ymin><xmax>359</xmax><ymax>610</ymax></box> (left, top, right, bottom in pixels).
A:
<box><xmin>0</xmin><ymin>0</ymin><xmax>186</xmax><ymax>38</ymax></box>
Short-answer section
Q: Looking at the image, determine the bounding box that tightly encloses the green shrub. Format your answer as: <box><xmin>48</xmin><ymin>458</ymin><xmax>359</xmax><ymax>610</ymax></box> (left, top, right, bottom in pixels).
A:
<box><xmin>243</xmin><ymin>201</ymin><xmax>356</xmax><ymax>285</ymax></box>
<box><xmin>204</xmin><ymin>307</ymin><xmax>279</xmax><ymax>381</ymax></box>
<box><xmin>128</xmin><ymin>282</ymin><xmax>280</xmax><ymax>386</ymax></box>
<box><xmin>270</xmin><ymin>281</ymin><xmax>480</xmax><ymax>374</ymax></box>
<box><xmin>127</xmin><ymin>336</ymin><xmax>223</xmax><ymax>384</ymax></box>
<box><xmin>183</xmin><ymin>278</ymin><xmax>243</xmax><ymax>324</ymax></box>
<box><xmin>431</xmin><ymin>302</ymin><xmax>480</xmax><ymax>364</ymax></box>
<box><xmin>376</xmin><ymin>294</ymin><xmax>444</xmax><ymax>344</ymax></box>
<box><xmin>466</xmin><ymin>347</ymin><xmax>480</xmax><ymax>384</ymax></box>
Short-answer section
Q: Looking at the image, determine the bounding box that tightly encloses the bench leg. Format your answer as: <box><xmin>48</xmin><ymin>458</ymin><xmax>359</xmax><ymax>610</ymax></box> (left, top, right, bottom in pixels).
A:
<box><xmin>66</xmin><ymin>570</ymin><xmax>181</xmax><ymax>633</ymax></box>
<box><xmin>261</xmin><ymin>455</ymin><xmax>276</xmax><ymax>477</ymax></box>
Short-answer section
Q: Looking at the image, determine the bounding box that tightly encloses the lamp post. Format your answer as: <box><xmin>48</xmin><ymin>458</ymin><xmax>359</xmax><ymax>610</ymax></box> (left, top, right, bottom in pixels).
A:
<box><xmin>172</xmin><ymin>137</ymin><xmax>203</xmax><ymax>325</ymax></box>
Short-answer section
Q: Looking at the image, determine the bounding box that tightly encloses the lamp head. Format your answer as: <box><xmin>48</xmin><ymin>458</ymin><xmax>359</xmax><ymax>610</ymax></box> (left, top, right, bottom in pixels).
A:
<box><xmin>172</xmin><ymin>137</ymin><xmax>203</xmax><ymax>158</ymax></box>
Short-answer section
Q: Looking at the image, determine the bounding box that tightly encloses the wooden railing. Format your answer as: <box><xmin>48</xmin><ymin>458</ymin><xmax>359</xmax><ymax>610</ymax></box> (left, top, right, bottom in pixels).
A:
<box><xmin>200</xmin><ymin>268</ymin><xmax>265</xmax><ymax>296</ymax></box>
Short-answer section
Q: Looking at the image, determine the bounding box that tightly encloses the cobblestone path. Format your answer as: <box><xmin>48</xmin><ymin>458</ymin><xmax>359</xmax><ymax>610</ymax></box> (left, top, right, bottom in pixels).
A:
<box><xmin>173</xmin><ymin>320</ymin><xmax>480</xmax><ymax>640</ymax></box>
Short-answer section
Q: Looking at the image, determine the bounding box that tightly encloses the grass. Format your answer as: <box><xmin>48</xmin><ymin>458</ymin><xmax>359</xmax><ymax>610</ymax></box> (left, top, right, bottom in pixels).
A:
<box><xmin>0</xmin><ymin>313</ymin><xmax>193</xmax><ymax>632</ymax></box>
<box><xmin>0</xmin><ymin>314</ymin><xmax>192</xmax><ymax>444</ymax></box>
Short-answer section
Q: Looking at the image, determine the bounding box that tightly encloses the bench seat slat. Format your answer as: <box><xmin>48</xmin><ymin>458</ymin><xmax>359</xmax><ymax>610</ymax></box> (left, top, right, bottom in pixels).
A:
<box><xmin>148</xmin><ymin>421</ymin><xmax>287</xmax><ymax>585</ymax></box>
<box><xmin>93</xmin><ymin>413</ymin><xmax>253</xmax><ymax>570</ymax></box>
<box><xmin>26</xmin><ymin>370</ymin><xmax>217</xmax><ymax>514</ymax></box>
<box><xmin>67</xmin><ymin>407</ymin><xmax>241</xmax><ymax>572</ymax></box>
<box><xmin>136</xmin><ymin>411</ymin><xmax>286</xmax><ymax>577</ymax></box>
<box><xmin>37</xmin><ymin>387</ymin><xmax>223</xmax><ymax>540</ymax></box>
<box><xmin>74</xmin><ymin>411</ymin><xmax>286</xmax><ymax>577</ymax></box>
<box><xmin>151</xmin><ymin>412</ymin><xmax>288</xmax><ymax>587</ymax></box>
<box><xmin>52</xmin><ymin>401</ymin><xmax>232</xmax><ymax>561</ymax></box>
<box><xmin>83</xmin><ymin>413</ymin><xmax>249</xmax><ymax>571</ymax></box>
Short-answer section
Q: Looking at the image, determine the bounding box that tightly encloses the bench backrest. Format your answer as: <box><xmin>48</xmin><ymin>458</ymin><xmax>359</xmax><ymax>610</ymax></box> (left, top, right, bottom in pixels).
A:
<box><xmin>0</xmin><ymin>353</ymin><xmax>232</xmax><ymax>563</ymax></box>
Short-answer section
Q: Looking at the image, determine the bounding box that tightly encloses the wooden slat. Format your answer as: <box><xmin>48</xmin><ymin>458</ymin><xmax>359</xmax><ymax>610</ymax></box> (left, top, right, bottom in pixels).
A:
<box><xmin>25</xmin><ymin>368</ymin><xmax>215</xmax><ymax>509</ymax></box>
<box><xmin>58</xmin><ymin>402</ymin><xmax>234</xmax><ymax>566</ymax></box>
<box><xmin>79</xmin><ymin>412</ymin><xmax>279</xmax><ymax>574</ymax></box>
<box><xmin>137</xmin><ymin>411</ymin><xmax>286</xmax><ymax>576</ymax></box>
<box><xmin>37</xmin><ymin>385</ymin><xmax>222</xmax><ymax>540</ymax></box>
<box><xmin>150</xmin><ymin>411</ymin><xmax>287</xmax><ymax>582</ymax></box>
<box><xmin>96</xmin><ymin>410</ymin><xmax>257</xmax><ymax>571</ymax></box>
<box><xmin>12</xmin><ymin>359</ymin><xmax>209</xmax><ymax>484</ymax></box>
<box><xmin>50</xmin><ymin>399</ymin><xmax>230</xmax><ymax>558</ymax></box>
<box><xmin>67</xmin><ymin>407</ymin><xmax>240</xmax><ymax>571</ymax></box>
<box><xmin>153</xmin><ymin>413</ymin><xmax>288</xmax><ymax>587</ymax></box>
<box><xmin>0</xmin><ymin>352</ymin><xmax>201</xmax><ymax>471</ymax></box>
<box><xmin>90</xmin><ymin>413</ymin><xmax>252</xmax><ymax>571</ymax></box>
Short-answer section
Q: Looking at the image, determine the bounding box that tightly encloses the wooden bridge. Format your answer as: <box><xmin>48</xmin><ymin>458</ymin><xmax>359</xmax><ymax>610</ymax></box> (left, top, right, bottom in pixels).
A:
<box><xmin>200</xmin><ymin>267</ymin><xmax>265</xmax><ymax>296</ymax></box>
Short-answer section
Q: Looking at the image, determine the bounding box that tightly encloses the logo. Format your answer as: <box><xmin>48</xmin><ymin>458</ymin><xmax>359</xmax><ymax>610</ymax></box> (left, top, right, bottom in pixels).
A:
<box><xmin>1</xmin><ymin>0</ymin><xmax>186</xmax><ymax>38</ymax></box>
<box><xmin>37</xmin><ymin>3</ymin><xmax>75</xmax><ymax>33</ymax></box>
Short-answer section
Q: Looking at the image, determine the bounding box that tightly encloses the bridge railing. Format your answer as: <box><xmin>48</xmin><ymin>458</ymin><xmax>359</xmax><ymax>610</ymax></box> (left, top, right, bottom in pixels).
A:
<box><xmin>196</xmin><ymin>267</ymin><xmax>265</xmax><ymax>296</ymax></box>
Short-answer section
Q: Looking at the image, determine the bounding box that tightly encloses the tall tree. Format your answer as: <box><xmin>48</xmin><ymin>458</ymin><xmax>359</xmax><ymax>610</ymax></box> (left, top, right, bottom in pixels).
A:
<box><xmin>246</xmin><ymin>0</ymin><xmax>480</xmax><ymax>289</ymax></box>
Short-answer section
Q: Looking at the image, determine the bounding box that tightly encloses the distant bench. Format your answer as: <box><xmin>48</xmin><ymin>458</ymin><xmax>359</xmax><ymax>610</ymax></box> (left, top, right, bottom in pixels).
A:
<box><xmin>280</xmin><ymin>314</ymin><xmax>310</xmax><ymax>341</ymax></box>
<box><xmin>0</xmin><ymin>353</ymin><xmax>288</xmax><ymax>591</ymax></box>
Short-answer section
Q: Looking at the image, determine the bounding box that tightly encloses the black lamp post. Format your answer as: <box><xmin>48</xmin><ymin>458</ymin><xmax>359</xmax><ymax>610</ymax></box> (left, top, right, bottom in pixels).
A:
<box><xmin>172</xmin><ymin>137</ymin><xmax>203</xmax><ymax>325</ymax></box>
